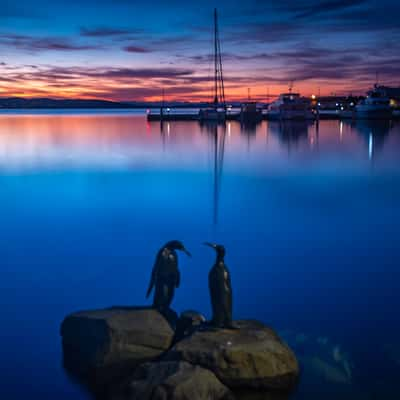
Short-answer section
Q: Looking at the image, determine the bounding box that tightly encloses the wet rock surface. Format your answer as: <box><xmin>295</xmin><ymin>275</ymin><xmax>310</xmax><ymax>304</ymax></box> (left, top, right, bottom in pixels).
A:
<box><xmin>61</xmin><ymin>309</ymin><xmax>299</xmax><ymax>399</ymax></box>
<box><xmin>120</xmin><ymin>361</ymin><xmax>233</xmax><ymax>400</ymax></box>
<box><xmin>165</xmin><ymin>320</ymin><xmax>299</xmax><ymax>390</ymax></box>
<box><xmin>61</xmin><ymin>307</ymin><xmax>175</xmax><ymax>384</ymax></box>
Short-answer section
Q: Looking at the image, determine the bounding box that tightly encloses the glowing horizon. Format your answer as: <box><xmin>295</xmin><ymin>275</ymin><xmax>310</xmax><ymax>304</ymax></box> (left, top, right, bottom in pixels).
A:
<box><xmin>1</xmin><ymin>0</ymin><xmax>399</xmax><ymax>102</ymax></box>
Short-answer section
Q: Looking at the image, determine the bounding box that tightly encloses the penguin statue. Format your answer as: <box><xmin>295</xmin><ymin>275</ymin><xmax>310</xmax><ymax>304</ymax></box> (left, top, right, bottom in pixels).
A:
<box><xmin>146</xmin><ymin>240</ymin><xmax>191</xmax><ymax>312</ymax></box>
<box><xmin>204</xmin><ymin>242</ymin><xmax>235</xmax><ymax>329</ymax></box>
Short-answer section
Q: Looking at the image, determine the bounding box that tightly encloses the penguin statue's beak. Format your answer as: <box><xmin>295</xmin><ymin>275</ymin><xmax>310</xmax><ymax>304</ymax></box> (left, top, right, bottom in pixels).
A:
<box><xmin>183</xmin><ymin>248</ymin><xmax>192</xmax><ymax>257</ymax></box>
<box><xmin>203</xmin><ymin>242</ymin><xmax>217</xmax><ymax>249</ymax></box>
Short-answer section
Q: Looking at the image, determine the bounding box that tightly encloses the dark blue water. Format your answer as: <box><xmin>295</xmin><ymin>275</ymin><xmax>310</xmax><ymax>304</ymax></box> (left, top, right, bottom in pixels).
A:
<box><xmin>1</xmin><ymin>112</ymin><xmax>399</xmax><ymax>399</ymax></box>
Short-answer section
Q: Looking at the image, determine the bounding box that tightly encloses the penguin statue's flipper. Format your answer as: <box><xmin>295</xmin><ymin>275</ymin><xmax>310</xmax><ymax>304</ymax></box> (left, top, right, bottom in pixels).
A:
<box><xmin>146</xmin><ymin>256</ymin><xmax>160</xmax><ymax>298</ymax></box>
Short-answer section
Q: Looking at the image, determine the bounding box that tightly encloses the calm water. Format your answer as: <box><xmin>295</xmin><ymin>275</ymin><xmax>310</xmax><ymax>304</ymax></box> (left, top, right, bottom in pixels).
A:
<box><xmin>1</xmin><ymin>111</ymin><xmax>399</xmax><ymax>399</ymax></box>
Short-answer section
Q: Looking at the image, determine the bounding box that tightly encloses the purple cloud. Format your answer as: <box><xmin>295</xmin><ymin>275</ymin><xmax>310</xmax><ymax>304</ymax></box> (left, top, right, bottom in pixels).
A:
<box><xmin>80</xmin><ymin>26</ymin><xmax>142</xmax><ymax>37</ymax></box>
<box><xmin>123</xmin><ymin>45</ymin><xmax>151</xmax><ymax>53</ymax></box>
<box><xmin>0</xmin><ymin>33</ymin><xmax>100</xmax><ymax>51</ymax></box>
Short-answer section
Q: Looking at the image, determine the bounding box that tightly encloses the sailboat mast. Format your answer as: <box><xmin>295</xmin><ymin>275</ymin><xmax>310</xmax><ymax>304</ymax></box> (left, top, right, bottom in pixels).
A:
<box><xmin>217</xmin><ymin>14</ymin><xmax>226</xmax><ymax>108</ymax></box>
<box><xmin>214</xmin><ymin>8</ymin><xmax>218</xmax><ymax>106</ymax></box>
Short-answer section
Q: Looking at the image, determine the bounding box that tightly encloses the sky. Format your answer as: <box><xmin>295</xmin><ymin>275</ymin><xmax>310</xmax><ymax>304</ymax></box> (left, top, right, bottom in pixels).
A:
<box><xmin>1</xmin><ymin>0</ymin><xmax>400</xmax><ymax>101</ymax></box>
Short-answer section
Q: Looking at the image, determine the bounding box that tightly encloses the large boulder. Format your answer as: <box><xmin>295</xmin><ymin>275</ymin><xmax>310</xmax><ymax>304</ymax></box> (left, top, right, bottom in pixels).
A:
<box><xmin>61</xmin><ymin>307</ymin><xmax>175</xmax><ymax>384</ymax></box>
<box><xmin>165</xmin><ymin>320</ymin><xmax>299</xmax><ymax>390</ymax></box>
<box><xmin>120</xmin><ymin>361</ymin><xmax>232</xmax><ymax>400</ymax></box>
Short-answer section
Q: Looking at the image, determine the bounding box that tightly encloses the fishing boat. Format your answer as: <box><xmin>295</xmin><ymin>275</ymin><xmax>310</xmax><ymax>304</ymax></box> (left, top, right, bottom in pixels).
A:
<box><xmin>267</xmin><ymin>91</ymin><xmax>314</xmax><ymax>120</ymax></box>
<box><xmin>198</xmin><ymin>9</ymin><xmax>226</xmax><ymax>122</ymax></box>
<box><xmin>355</xmin><ymin>85</ymin><xmax>392</xmax><ymax>119</ymax></box>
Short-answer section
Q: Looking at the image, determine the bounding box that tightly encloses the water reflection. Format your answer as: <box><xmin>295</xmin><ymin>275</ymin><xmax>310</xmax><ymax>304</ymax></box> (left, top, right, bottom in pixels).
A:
<box><xmin>268</xmin><ymin>120</ymin><xmax>313</xmax><ymax>150</ymax></box>
<box><xmin>210</xmin><ymin>123</ymin><xmax>226</xmax><ymax>226</ymax></box>
<box><xmin>1</xmin><ymin>112</ymin><xmax>400</xmax><ymax>400</ymax></box>
<box><xmin>343</xmin><ymin>119</ymin><xmax>392</xmax><ymax>162</ymax></box>
<box><xmin>0</xmin><ymin>113</ymin><xmax>399</xmax><ymax>172</ymax></box>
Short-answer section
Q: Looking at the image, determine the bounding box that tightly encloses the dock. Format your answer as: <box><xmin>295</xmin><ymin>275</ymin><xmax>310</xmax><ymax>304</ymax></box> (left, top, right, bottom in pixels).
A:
<box><xmin>147</xmin><ymin>108</ymin><xmax>242</xmax><ymax>122</ymax></box>
<box><xmin>147</xmin><ymin>112</ymin><xmax>199</xmax><ymax>121</ymax></box>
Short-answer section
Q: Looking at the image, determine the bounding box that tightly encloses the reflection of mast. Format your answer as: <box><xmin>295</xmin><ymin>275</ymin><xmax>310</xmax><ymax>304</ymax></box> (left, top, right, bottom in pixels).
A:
<box><xmin>160</xmin><ymin>88</ymin><xmax>165</xmax><ymax>136</ymax></box>
<box><xmin>211</xmin><ymin>123</ymin><xmax>226</xmax><ymax>226</ymax></box>
<box><xmin>160</xmin><ymin>120</ymin><xmax>166</xmax><ymax>151</ymax></box>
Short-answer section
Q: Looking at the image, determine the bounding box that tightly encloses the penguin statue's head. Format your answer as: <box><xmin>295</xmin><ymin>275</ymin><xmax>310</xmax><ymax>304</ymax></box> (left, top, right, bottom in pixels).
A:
<box><xmin>164</xmin><ymin>240</ymin><xmax>192</xmax><ymax>257</ymax></box>
<box><xmin>203</xmin><ymin>242</ymin><xmax>226</xmax><ymax>261</ymax></box>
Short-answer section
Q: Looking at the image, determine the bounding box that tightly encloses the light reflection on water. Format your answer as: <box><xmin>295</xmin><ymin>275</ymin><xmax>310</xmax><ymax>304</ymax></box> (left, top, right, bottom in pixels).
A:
<box><xmin>0</xmin><ymin>112</ymin><xmax>399</xmax><ymax>400</ymax></box>
<box><xmin>0</xmin><ymin>113</ymin><xmax>398</xmax><ymax>171</ymax></box>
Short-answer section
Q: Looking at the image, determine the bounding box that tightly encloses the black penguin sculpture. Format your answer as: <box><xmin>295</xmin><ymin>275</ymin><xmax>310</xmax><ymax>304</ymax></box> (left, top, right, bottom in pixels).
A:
<box><xmin>146</xmin><ymin>240</ymin><xmax>191</xmax><ymax>312</ymax></box>
<box><xmin>204</xmin><ymin>242</ymin><xmax>234</xmax><ymax>328</ymax></box>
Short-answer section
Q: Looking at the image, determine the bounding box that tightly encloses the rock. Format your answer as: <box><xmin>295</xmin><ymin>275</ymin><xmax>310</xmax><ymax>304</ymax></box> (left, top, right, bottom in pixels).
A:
<box><xmin>165</xmin><ymin>320</ymin><xmax>299</xmax><ymax>390</ymax></box>
<box><xmin>123</xmin><ymin>361</ymin><xmax>232</xmax><ymax>400</ymax></box>
<box><xmin>233</xmin><ymin>389</ymin><xmax>291</xmax><ymax>400</ymax></box>
<box><xmin>280</xmin><ymin>330</ymin><xmax>353</xmax><ymax>385</ymax></box>
<box><xmin>61</xmin><ymin>307</ymin><xmax>175</xmax><ymax>385</ymax></box>
<box><xmin>179</xmin><ymin>310</ymin><xmax>207</xmax><ymax>327</ymax></box>
<box><xmin>302</xmin><ymin>356</ymin><xmax>351</xmax><ymax>384</ymax></box>
<box><xmin>175</xmin><ymin>310</ymin><xmax>206</xmax><ymax>342</ymax></box>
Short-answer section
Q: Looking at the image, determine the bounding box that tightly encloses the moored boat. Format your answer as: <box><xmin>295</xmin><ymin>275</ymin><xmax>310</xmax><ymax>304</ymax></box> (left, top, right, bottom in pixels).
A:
<box><xmin>267</xmin><ymin>92</ymin><xmax>314</xmax><ymax>120</ymax></box>
<box><xmin>240</xmin><ymin>102</ymin><xmax>262</xmax><ymax>122</ymax></box>
<box><xmin>199</xmin><ymin>107</ymin><xmax>226</xmax><ymax>121</ymax></box>
<box><xmin>355</xmin><ymin>85</ymin><xmax>392</xmax><ymax>119</ymax></box>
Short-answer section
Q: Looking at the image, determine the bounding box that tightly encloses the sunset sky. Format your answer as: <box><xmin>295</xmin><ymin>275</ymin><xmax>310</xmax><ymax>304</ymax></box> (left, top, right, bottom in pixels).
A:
<box><xmin>1</xmin><ymin>0</ymin><xmax>400</xmax><ymax>101</ymax></box>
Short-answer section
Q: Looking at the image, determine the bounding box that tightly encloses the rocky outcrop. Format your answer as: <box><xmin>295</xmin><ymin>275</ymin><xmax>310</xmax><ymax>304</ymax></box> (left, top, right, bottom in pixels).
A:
<box><xmin>121</xmin><ymin>361</ymin><xmax>232</xmax><ymax>400</ymax></box>
<box><xmin>61</xmin><ymin>309</ymin><xmax>299</xmax><ymax>399</ymax></box>
<box><xmin>174</xmin><ymin>310</ymin><xmax>206</xmax><ymax>342</ymax></box>
<box><xmin>165</xmin><ymin>320</ymin><xmax>299</xmax><ymax>390</ymax></box>
<box><xmin>61</xmin><ymin>307</ymin><xmax>175</xmax><ymax>384</ymax></box>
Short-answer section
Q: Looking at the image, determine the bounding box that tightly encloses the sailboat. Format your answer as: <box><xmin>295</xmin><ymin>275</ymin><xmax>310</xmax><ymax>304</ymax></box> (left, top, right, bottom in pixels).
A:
<box><xmin>198</xmin><ymin>9</ymin><xmax>226</xmax><ymax>122</ymax></box>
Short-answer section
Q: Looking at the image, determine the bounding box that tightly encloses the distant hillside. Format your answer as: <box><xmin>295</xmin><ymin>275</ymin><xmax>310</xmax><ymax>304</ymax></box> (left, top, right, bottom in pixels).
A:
<box><xmin>0</xmin><ymin>97</ymin><xmax>241</xmax><ymax>109</ymax></box>
<box><xmin>0</xmin><ymin>97</ymin><xmax>136</xmax><ymax>109</ymax></box>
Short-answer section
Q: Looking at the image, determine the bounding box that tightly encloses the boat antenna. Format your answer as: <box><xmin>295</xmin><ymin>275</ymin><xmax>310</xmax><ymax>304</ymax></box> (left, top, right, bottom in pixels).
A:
<box><xmin>375</xmin><ymin>71</ymin><xmax>379</xmax><ymax>87</ymax></box>
<box><xmin>160</xmin><ymin>88</ymin><xmax>165</xmax><ymax>120</ymax></box>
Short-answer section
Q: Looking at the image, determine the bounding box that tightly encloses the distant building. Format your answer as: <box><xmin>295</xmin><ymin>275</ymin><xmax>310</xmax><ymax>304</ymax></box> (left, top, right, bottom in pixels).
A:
<box><xmin>311</xmin><ymin>96</ymin><xmax>359</xmax><ymax>110</ymax></box>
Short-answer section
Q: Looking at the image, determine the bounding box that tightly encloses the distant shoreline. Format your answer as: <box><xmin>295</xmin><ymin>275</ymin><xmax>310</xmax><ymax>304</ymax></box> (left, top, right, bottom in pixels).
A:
<box><xmin>0</xmin><ymin>97</ymin><xmax>229</xmax><ymax>110</ymax></box>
